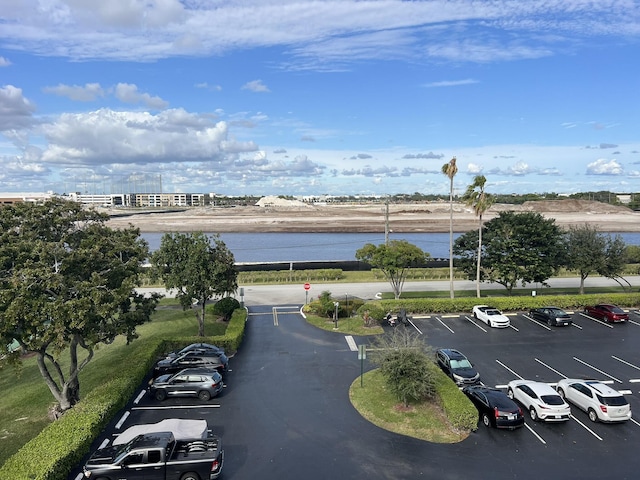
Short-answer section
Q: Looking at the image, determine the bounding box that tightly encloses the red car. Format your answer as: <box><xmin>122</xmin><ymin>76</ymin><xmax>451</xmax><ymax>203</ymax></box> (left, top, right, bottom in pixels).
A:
<box><xmin>584</xmin><ymin>304</ymin><xmax>629</xmax><ymax>323</ymax></box>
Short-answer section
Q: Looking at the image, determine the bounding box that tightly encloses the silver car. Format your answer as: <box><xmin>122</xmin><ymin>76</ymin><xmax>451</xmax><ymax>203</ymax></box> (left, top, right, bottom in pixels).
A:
<box><xmin>507</xmin><ymin>380</ymin><xmax>571</xmax><ymax>422</ymax></box>
<box><xmin>556</xmin><ymin>379</ymin><xmax>631</xmax><ymax>423</ymax></box>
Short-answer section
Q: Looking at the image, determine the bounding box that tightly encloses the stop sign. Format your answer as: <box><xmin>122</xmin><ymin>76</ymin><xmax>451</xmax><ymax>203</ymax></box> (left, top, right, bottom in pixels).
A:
<box><xmin>304</xmin><ymin>283</ymin><xmax>311</xmax><ymax>290</ymax></box>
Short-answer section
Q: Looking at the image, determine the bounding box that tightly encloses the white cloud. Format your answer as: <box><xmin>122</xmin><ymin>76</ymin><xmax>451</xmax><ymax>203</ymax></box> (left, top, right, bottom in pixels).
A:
<box><xmin>0</xmin><ymin>56</ymin><xmax>11</xmax><ymax>67</ymax></box>
<box><xmin>467</xmin><ymin>162</ymin><xmax>483</xmax><ymax>174</ymax></box>
<box><xmin>423</xmin><ymin>79</ymin><xmax>479</xmax><ymax>88</ymax></box>
<box><xmin>0</xmin><ymin>85</ymin><xmax>36</xmax><ymax>131</ymax></box>
<box><xmin>586</xmin><ymin>158</ymin><xmax>624</xmax><ymax>175</ymax></box>
<box><xmin>241</xmin><ymin>80</ymin><xmax>270</xmax><ymax>93</ymax></box>
<box><xmin>43</xmin><ymin>83</ymin><xmax>105</xmax><ymax>101</ymax></box>
<box><xmin>113</xmin><ymin>83</ymin><xmax>169</xmax><ymax>109</ymax></box>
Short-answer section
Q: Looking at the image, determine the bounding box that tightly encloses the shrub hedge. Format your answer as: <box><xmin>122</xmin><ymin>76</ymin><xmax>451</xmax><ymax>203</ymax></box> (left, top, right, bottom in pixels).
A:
<box><xmin>0</xmin><ymin>308</ymin><xmax>248</xmax><ymax>480</ymax></box>
<box><xmin>432</xmin><ymin>364</ymin><xmax>478</xmax><ymax>432</ymax></box>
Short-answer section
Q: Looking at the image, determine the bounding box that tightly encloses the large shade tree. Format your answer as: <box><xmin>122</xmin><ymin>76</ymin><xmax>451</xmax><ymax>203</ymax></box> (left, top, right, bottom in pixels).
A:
<box><xmin>151</xmin><ymin>232</ymin><xmax>237</xmax><ymax>336</ymax></box>
<box><xmin>0</xmin><ymin>199</ymin><xmax>159</xmax><ymax>414</ymax></box>
<box><xmin>453</xmin><ymin>211</ymin><xmax>565</xmax><ymax>294</ymax></box>
<box><xmin>462</xmin><ymin>175</ymin><xmax>494</xmax><ymax>298</ymax></box>
<box><xmin>355</xmin><ymin>240</ymin><xmax>429</xmax><ymax>299</ymax></box>
<box><xmin>441</xmin><ymin>157</ymin><xmax>458</xmax><ymax>299</ymax></box>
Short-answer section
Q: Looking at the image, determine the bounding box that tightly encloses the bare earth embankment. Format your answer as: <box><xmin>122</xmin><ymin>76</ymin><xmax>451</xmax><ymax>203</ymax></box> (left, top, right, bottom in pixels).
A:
<box><xmin>105</xmin><ymin>199</ymin><xmax>640</xmax><ymax>234</ymax></box>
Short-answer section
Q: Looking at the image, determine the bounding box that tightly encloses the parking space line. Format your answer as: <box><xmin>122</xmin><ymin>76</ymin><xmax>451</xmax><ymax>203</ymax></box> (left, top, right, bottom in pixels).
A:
<box><xmin>570</xmin><ymin>322</ymin><xmax>583</xmax><ymax>330</ymax></box>
<box><xmin>132</xmin><ymin>405</ymin><xmax>221</xmax><ymax>410</ymax></box>
<box><xmin>629</xmin><ymin>319</ymin><xmax>640</xmax><ymax>326</ymax></box>
<box><xmin>570</xmin><ymin>415</ymin><xmax>603</xmax><ymax>441</ymax></box>
<box><xmin>534</xmin><ymin>358</ymin><xmax>567</xmax><ymax>378</ymax></box>
<box><xmin>612</xmin><ymin>355</ymin><xmax>640</xmax><ymax>372</ymax></box>
<box><xmin>630</xmin><ymin>418</ymin><xmax>640</xmax><ymax>428</ymax></box>
<box><xmin>463</xmin><ymin>316</ymin><xmax>487</xmax><ymax>332</ymax></box>
<box><xmin>272</xmin><ymin>307</ymin><xmax>279</xmax><ymax>326</ymax></box>
<box><xmin>522</xmin><ymin>314</ymin><xmax>552</xmax><ymax>331</ymax></box>
<box><xmin>406</xmin><ymin>318</ymin><xmax>423</xmax><ymax>335</ymax></box>
<box><xmin>573</xmin><ymin>357</ymin><xmax>622</xmax><ymax>383</ymax></box>
<box><xmin>508</xmin><ymin>324</ymin><xmax>519</xmax><ymax>332</ymax></box>
<box><xmin>524</xmin><ymin>423</ymin><xmax>546</xmax><ymax>444</ymax></box>
<box><xmin>345</xmin><ymin>335</ymin><xmax>358</xmax><ymax>352</ymax></box>
<box><xmin>578</xmin><ymin>313</ymin><xmax>614</xmax><ymax>328</ymax></box>
<box><xmin>495</xmin><ymin>359</ymin><xmax>524</xmax><ymax>380</ymax></box>
<box><xmin>434</xmin><ymin>316</ymin><xmax>455</xmax><ymax>334</ymax></box>
<box><xmin>115</xmin><ymin>411</ymin><xmax>130</xmax><ymax>429</ymax></box>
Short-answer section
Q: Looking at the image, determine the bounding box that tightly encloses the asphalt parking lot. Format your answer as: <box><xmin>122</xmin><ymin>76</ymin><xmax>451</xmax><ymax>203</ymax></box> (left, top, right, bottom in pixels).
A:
<box><xmin>70</xmin><ymin>304</ymin><xmax>640</xmax><ymax>480</ymax></box>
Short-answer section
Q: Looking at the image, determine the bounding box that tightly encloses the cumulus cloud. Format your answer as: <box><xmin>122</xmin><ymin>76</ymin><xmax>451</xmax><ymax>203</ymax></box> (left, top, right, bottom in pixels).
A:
<box><xmin>586</xmin><ymin>159</ymin><xmax>623</xmax><ymax>175</ymax></box>
<box><xmin>0</xmin><ymin>57</ymin><xmax>11</xmax><ymax>67</ymax></box>
<box><xmin>43</xmin><ymin>83</ymin><xmax>105</xmax><ymax>101</ymax></box>
<box><xmin>114</xmin><ymin>83</ymin><xmax>168</xmax><ymax>109</ymax></box>
<box><xmin>242</xmin><ymin>80</ymin><xmax>270</xmax><ymax>93</ymax></box>
<box><xmin>467</xmin><ymin>162</ymin><xmax>483</xmax><ymax>174</ymax></box>
<box><xmin>350</xmin><ymin>153</ymin><xmax>372</xmax><ymax>159</ymax></box>
<box><xmin>0</xmin><ymin>85</ymin><xmax>37</xmax><ymax>131</ymax></box>
<box><xmin>402</xmin><ymin>152</ymin><xmax>444</xmax><ymax>160</ymax></box>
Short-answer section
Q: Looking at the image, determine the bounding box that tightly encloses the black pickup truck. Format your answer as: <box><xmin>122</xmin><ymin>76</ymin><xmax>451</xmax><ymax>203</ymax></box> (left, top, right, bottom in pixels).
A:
<box><xmin>82</xmin><ymin>425</ymin><xmax>223</xmax><ymax>480</ymax></box>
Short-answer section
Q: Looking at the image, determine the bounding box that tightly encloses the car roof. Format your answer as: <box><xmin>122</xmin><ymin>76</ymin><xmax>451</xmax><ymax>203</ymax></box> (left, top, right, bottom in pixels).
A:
<box><xmin>517</xmin><ymin>381</ymin><xmax>559</xmax><ymax>395</ymax></box>
<box><xmin>437</xmin><ymin>348</ymin><xmax>466</xmax><ymax>359</ymax></box>
<box><xmin>564</xmin><ymin>379</ymin><xmax>622</xmax><ymax>397</ymax></box>
<box><xmin>174</xmin><ymin>367</ymin><xmax>222</xmax><ymax>376</ymax></box>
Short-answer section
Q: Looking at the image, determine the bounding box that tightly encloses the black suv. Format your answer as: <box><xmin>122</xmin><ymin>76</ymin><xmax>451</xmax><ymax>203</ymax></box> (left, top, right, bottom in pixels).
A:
<box><xmin>435</xmin><ymin>348</ymin><xmax>480</xmax><ymax>386</ymax></box>
<box><xmin>150</xmin><ymin>368</ymin><xmax>224</xmax><ymax>401</ymax></box>
<box><xmin>155</xmin><ymin>351</ymin><xmax>229</xmax><ymax>376</ymax></box>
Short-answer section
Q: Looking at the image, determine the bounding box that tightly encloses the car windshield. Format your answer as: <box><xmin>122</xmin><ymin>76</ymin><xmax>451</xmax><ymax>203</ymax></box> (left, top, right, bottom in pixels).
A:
<box><xmin>549</xmin><ymin>308</ymin><xmax>567</xmax><ymax>316</ymax></box>
<box><xmin>450</xmin><ymin>359</ymin><xmax>472</xmax><ymax>369</ymax></box>
<box><xmin>540</xmin><ymin>395</ymin><xmax>564</xmax><ymax>405</ymax></box>
<box><xmin>487</xmin><ymin>310</ymin><xmax>501</xmax><ymax>316</ymax></box>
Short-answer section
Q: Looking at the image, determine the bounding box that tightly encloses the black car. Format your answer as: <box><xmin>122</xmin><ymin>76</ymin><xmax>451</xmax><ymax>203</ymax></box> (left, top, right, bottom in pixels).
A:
<box><xmin>463</xmin><ymin>385</ymin><xmax>525</xmax><ymax>430</ymax></box>
<box><xmin>435</xmin><ymin>348</ymin><xmax>480</xmax><ymax>386</ymax></box>
<box><xmin>529</xmin><ymin>306</ymin><xmax>572</xmax><ymax>326</ymax></box>
<box><xmin>155</xmin><ymin>350</ymin><xmax>229</xmax><ymax>376</ymax></box>
<box><xmin>165</xmin><ymin>342</ymin><xmax>226</xmax><ymax>359</ymax></box>
<box><xmin>149</xmin><ymin>368</ymin><xmax>224</xmax><ymax>401</ymax></box>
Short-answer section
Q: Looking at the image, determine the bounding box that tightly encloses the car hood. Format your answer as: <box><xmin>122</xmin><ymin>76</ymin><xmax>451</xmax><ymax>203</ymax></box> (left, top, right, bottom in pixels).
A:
<box><xmin>453</xmin><ymin>367</ymin><xmax>478</xmax><ymax>378</ymax></box>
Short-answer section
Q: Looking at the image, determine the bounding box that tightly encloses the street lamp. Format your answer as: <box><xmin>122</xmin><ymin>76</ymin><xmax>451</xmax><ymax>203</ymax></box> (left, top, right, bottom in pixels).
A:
<box><xmin>333</xmin><ymin>301</ymin><xmax>339</xmax><ymax>329</ymax></box>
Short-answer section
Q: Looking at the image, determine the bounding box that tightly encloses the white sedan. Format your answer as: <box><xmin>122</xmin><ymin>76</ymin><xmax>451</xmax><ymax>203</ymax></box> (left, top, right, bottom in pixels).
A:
<box><xmin>472</xmin><ymin>305</ymin><xmax>510</xmax><ymax>328</ymax></box>
<box><xmin>507</xmin><ymin>380</ymin><xmax>571</xmax><ymax>422</ymax></box>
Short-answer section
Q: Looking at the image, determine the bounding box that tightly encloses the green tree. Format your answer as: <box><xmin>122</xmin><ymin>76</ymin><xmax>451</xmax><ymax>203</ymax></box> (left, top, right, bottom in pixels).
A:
<box><xmin>564</xmin><ymin>225</ymin><xmax>608</xmax><ymax>294</ymax></box>
<box><xmin>624</xmin><ymin>245</ymin><xmax>640</xmax><ymax>264</ymax></box>
<box><xmin>151</xmin><ymin>232</ymin><xmax>237</xmax><ymax>336</ymax></box>
<box><xmin>441</xmin><ymin>157</ymin><xmax>458</xmax><ymax>299</ymax></box>
<box><xmin>368</xmin><ymin>328</ymin><xmax>436</xmax><ymax>407</ymax></box>
<box><xmin>453</xmin><ymin>211</ymin><xmax>565</xmax><ymax>294</ymax></box>
<box><xmin>355</xmin><ymin>240</ymin><xmax>429</xmax><ymax>299</ymax></box>
<box><xmin>462</xmin><ymin>175</ymin><xmax>494</xmax><ymax>298</ymax></box>
<box><xmin>0</xmin><ymin>199</ymin><xmax>159</xmax><ymax>413</ymax></box>
<box><xmin>599</xmin><ymin>234</ymin><xmax>630</xmax><ymax>290</ymax></box>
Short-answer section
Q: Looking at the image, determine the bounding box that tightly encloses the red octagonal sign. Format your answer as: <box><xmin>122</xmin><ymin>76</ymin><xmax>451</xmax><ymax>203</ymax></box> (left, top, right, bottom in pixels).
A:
<box><xmin>304</xmin><ymin>283</ymin><xmax>311</xmax><ymax>290</ymax></box>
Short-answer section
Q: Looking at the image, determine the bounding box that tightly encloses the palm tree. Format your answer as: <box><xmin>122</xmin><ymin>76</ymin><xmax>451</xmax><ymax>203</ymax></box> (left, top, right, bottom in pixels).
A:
<box><xmin>441</xmin><ymin>157</ymin><xmax>458</xmax><ymax>299</ymax></box>
<box><xmin>462</xmin><ymin>175</ymin><xmax>494</xmax><ymax>298</ymax></box>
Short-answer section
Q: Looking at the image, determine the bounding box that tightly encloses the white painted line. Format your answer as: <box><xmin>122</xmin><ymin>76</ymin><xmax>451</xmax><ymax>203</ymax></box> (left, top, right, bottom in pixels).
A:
<box><xmin>629</xmin><ymin>379</ymin><xmax>640</xmax><ymax>383</ymax></box>
<box><xmin>573</xmin><ymin>357</ymin><xmax>622</xmax><ymax>383</ymax></box>
<box><xmin>495</xmin><ymin>359</ymin><xmax>524</xmax><ymax>380</ymax></box>
<box><xmin>132</xmin><ymin>405</ymin><xmax>221</xmax><ymax>410</ymax></box>
<box><xmin>406</xmin><ymin>318</ymin><xmax>423</xmax><ymax>335</ymax></box>
<box><xmin>435</xmin><ymin>316</ymin><xmax>455</xmax><ymax>334</ymax></box>
<box><xmin>619</xmin><ymin>390</ymin><xmax>633</xmax><ymax>395</ymax></box>
<box><xmin>345</xmin><ymin>335</ymin><xmax>358</xmax><ymax>352</ymax></box>
<box><xmin>629</xmin><ymin>319</ymin><xmax>640</xmax><ymax>326</ymax></box>
<box><xmin>464</xmin><ymin>316</ymin><xmax>487</xmax><ymax>333</ymax></box>
<box><xmin>630</xmin><ymin>417</ymin><xmax>640</xmax><ymax>428</ymax></box>
<box><xmin>272</xmin><ymin>307</ymin><xmax>278</xmax><ymax>326</ymax></box>
<box><xmin>99</xmin><ymin>438</ymin><xmax>110</xmax><ymax>449</ymax></box>
<box><xmin>612</xmin><ymin>355</ymin><xmax>640</xmax><ymax>371</ymax></box>
<box><xmin>534</xmin><ymin>358</ymin><xmax>567</xmax><ymax>378</ymax></box>
<box><xmin>570</xmin><ymin>414</ymin><xmax>603</xmax><ymax>441</ymax></box>
<box><xmin>509</xmin><ymin>324</ymin><xmax>520</xmax><ymax>332</ymax></box>
<box><xmin>524</xmin><ymin>423</ymin><xmax>547</xmax><ymax>444</ymax></box>
<box><xmin>74</xmin><ymin>473</ymin><xmax>84</xmax><ymax>480</ymax></box>
<box><xmin>134</xmin><ymin>389</ymin><xmax>146</xmax><ymax>405</ymax></box>
<box><xmin>115</xmin><ymin>411</ymin><xmax>130</xmax><ymax>429</ymax></box>
<box><xmin>523</xmin><ymin>314</ymin><xmax>552</xmax><ymax>331</ymax></box>
<box><xmin>579</xmin><ymin>313</ymin><xmax>613</xmax><ymax>328</ymax></box>
<box><xmin>570</xmin><ymin>322</ymin><xmax>583</xmax><ymax>330</ymax></box>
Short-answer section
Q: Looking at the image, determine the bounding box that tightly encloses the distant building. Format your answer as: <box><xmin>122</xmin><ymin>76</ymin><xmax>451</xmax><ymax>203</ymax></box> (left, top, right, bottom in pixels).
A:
<box><xmin>0</xmin><ymin>192</ymin><xmax>54</xmax><ymax>205</ymax></box>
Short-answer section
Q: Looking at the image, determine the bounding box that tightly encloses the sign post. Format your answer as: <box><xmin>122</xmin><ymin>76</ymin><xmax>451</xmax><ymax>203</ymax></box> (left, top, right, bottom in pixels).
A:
<box><xmin>304</xmin><ymin>282</ymin><xmax>311</xmax><ymax>304</ymax></box>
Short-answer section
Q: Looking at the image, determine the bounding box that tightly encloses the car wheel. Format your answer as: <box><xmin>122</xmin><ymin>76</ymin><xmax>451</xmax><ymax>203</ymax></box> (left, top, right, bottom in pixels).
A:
<box><xmin>180</xmin><ymin>472</ymin><xmax>201</xmax><ymax>480</ymax></box>
<box><xmin>557</xmin><ymin>388</ymin><xmax>565</xmax><ymax>399</ymax></box>
<box><xmin>588</xmin><ymin>408</ymin><xmax>599</xmax><ymax>423</ymax></box>
<box><xmin>547</xmin><ymin>318</ymin><xmax>553</xmax><ymax>326</ymax></box>
<box><xmin>482</xmin><ymin>413</ymin><xmax>491</xmax><ymax>427</ymax></box>
<box><xmin>507</xmin><ymin>388</ymin><xmax>514</xmax><ymax>399</ymax></box>
<box><xmin>530</xmin><ymin>407</ymin><xmax>538</xmax><ymax>421</ymax></box>
<box><xmin>154</xmin><ymin>390</ymin><xmax>166</xmax><ymax>401</ymax></box>
<box><xmin>197</xmin><ymin>390</ymin><xmax>211</xmax><ymax>401</ymax></box>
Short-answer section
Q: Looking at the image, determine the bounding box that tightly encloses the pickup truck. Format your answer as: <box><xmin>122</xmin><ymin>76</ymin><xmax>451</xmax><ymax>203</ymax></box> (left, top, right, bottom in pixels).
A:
<box><xmin>82</xmin><ymin>419</ymin><xmax>223</xmax><ymax>480</ymax></box>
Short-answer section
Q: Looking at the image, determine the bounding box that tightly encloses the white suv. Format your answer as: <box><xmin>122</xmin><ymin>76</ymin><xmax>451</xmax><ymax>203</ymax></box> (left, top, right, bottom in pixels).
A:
<box><xmin>556</xmin><ymin>379</ymin><xmax>631</xmax><ymax>423</ymax></box>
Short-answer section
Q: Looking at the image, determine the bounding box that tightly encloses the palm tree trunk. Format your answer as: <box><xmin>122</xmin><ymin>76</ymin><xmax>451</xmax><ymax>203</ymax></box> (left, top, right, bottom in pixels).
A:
<box><xmin>448</xmin><ymin>178</ymin><xmax>455</xmax><ymax>299</ymax></box>
<box><xmin>476</xmin><ymin>215</ymin><xmax>483</xmax><ymax>298</ymax></box>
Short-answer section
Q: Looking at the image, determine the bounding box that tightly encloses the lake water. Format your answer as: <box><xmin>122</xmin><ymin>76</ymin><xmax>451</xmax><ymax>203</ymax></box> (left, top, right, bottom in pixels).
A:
<box><xmin>141</xmin><ymin>232</ymin><xmax>640</xmax><ymax>263</ymax></box>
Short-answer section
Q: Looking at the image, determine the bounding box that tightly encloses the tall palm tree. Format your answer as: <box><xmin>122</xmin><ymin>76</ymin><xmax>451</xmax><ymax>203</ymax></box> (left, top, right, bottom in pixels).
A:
<box><xmin>441</xmin><ymin>157</ymin><xmax>458</xmax><ymax>299</ymax></box>
<box><xmin>462</xmin><ymin>175</ymin><xmax>494</xmax><ymax>298</ymax></box>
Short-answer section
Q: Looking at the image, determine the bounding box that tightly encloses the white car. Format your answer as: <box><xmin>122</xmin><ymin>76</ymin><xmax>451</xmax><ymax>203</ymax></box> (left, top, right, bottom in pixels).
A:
<box><xmin>507</xmin><ymin>380</ymin><xmax>571</xmax><ymax>422</ymax></box>
<box><xmin>472</xmin><ymin>305</ymin><xmax>510</xmax><ymax>328</ymax></box>
<box><xmin>556</xmin><ymin>379</ymin><xmax>631</xmax><ymax>423</ymax></box>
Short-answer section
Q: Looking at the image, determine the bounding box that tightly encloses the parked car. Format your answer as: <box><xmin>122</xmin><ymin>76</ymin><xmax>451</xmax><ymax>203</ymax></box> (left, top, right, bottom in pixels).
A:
<box><xmin>472</xmin><ymin>305</ymin><xmax>510</xmax><ymax>328</ymax></box>
<box><xmin>556</xmin><ymin>379</ymin><xmax>631</xmax><ymax>423</ymax></box>
<box><xmin>463</xmin><ymin>385</ymin><xmax>524</xmax><ymax>429</ymax></box>
<box><xmin>529</xmin><ymin>307</ymin><xmax>573</xmax><ymax>326</ymax></box>
<box><xmin>583</xmin><ymin>304</ymin><xmax>629</xmax><ymax>323</ymax></box>
<box><xmin>165</xmin><ymin>342</ymin><xmax>226</xmax><ymax>359</ymax></box>
<box><xmin>150</xmin><ymin>368</ymin><xmax>224</xmax><ymax>401</ymax></box>
<box><xmin>435</xmin><ymin>348</ymin><xmax>480</xmax><ymax>386</ymax></box>
<box><xmin>155</xmin><ymin>350</ymin><xmax>229</xmax><ymax>376</ymax></box>
<box><xmin>507</xmin><ymin>380</ymin><xmax>571</xmax><ymax>422</ymax></box>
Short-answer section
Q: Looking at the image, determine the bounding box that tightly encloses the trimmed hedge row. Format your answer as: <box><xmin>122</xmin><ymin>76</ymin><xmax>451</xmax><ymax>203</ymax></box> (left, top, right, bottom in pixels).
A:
<box><xmin>0</xmin><ymin>309</ymin><xmax>248</xmax><ymax>480</ymax></box>
<box><xmin>375</xmin><ymin>293</ymin><xmax>640</xmax><ymax>316</ymax></box>
<box><xmin>431</xmin><ymin>363</ymin><xmax>478</xmax><ymax>432</ymax></box>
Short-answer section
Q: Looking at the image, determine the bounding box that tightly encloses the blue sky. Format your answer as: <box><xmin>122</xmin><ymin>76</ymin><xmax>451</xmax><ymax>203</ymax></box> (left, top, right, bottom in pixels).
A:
<box><xmin>1</xmin><ymin>0</ymin><xmax>639</xmax><ymax>197</ymax></box>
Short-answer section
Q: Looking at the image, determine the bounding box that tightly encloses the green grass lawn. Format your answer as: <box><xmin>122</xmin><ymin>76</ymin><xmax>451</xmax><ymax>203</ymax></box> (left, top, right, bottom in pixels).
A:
<box><xmin>0</xmin><ymin>299</ymin><xmax>224</xmax><ymax>466</ymax></box>
<box><xmin>303</xmin><ymin>312</ymin><xmax>384</xmax><ymax>335</ymax></box>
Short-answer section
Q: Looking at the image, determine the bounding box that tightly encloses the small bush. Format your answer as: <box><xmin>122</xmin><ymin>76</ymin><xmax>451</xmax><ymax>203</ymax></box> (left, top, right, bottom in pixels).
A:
<box><xmin>211</xmin><ymin>296</ymin><xmax>241</xmax><ymax>320</ymax></box>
